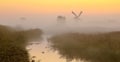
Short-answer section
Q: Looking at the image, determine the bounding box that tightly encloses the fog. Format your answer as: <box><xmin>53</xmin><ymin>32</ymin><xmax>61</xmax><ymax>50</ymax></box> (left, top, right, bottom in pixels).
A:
<box><xmin>0</xmin><ymin>14</ymin><xmax>120</xmax><ymax>35</ymax></box>
<box><xmin>0</xmin><ymin>13</ymin><xmax>120</xmax><ymax>62</ymax></box>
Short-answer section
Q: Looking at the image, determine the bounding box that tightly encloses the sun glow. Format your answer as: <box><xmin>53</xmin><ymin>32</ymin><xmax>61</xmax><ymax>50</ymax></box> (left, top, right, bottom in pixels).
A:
<box><xmin>0</xmin><ymin>0</ymin><xmax>120</xmax><ymax>14</ymax></box>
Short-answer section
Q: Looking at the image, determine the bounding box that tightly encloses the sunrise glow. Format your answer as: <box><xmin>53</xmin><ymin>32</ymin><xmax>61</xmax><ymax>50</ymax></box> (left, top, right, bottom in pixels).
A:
<box><xmin>0</xmin><ymin>0</ymin><xmax>120</xmax><ymax>14</ymax></box>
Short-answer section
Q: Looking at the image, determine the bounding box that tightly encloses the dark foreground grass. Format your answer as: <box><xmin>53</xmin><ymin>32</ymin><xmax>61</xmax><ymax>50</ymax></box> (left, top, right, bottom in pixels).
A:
<box><xmin>50</xmin><ymin>32</ymin><xmax>120</xmax><ymax>62</ymax></box>
<box><xmin>0</xmin><ymin>25</ymin><xmax>42</xmax><ymax>62</ymax></box>
<box><xmin>0</xmin><ymin>45</ymin><xmax>29</xmax><ymax>62</ymax></box>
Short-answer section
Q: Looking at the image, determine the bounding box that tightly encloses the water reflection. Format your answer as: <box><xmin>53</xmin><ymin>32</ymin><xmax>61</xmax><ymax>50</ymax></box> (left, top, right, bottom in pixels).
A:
<box><xmin>28</xmin><ymin>35</ymin><xmax>84</xmax><ymax>62</ymax></box>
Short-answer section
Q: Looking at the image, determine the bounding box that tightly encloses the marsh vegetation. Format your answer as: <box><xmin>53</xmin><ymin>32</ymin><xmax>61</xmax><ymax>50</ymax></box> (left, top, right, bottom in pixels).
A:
<box><xmin>0</xmin><ymin>15</ymin><xmax>120</xmax><ymax>62</ymax></box>
<box><xmin>0</xmin><ymin>25</ymin><xmax>42</xmax><ymax>62</ymax></box>
<box><xmin>50</xmin><ymin>32</ymin><xmax>120</xmax><ymax>62</ymax></box>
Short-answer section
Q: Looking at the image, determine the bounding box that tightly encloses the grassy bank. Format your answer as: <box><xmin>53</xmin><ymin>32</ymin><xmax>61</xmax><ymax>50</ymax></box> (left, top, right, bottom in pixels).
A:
<box><xmin>0</xmin><ymin>25</ymin><xmax>42</xmax><ymax>62</ymax></box>
<box><xmin>50</xmin><ymin>32</ymin><xmax>120</xmax><ymax>62</ymax></box>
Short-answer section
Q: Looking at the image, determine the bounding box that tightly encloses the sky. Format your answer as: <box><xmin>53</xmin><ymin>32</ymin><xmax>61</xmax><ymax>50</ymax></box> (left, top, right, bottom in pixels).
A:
<box><xmin>0</xmin><ymin>1</ymin><xmax>120</xmax><ymax>62</ymax></box>
<box><xmin>0</xmin><ymin>0</ymin><xmax>120</xmax><ymax>15</ymax></box>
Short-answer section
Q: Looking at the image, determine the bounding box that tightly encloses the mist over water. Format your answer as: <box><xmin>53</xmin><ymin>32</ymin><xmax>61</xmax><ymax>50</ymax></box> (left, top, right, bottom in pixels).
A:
<box><xmin>1</xmin><ymin>14</ymin><xmax>120</xmax><ymax>35</ymax></box>
<box><xmin>0</xmin><ymin>13</ymin><xmax>120</xmax><ymax>62</ymax></box>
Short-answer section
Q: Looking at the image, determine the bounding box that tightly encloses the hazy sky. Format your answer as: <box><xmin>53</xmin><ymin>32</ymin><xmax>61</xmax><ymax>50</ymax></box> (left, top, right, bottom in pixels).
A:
<box><xmin>0</xmin><ymin>1</ymin><xmax>120</xmax><ymax>62</ymax></box>
<box><xmin>0</xmin><ymin>0</ymin><xmax>120</xmax><ymax>15</ymax></box>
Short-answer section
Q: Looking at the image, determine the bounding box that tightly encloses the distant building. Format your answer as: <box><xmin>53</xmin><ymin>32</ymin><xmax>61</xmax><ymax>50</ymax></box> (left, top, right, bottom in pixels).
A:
<box><xmin>57</xmin><ymin>16</ymin><xmax>66</xmax><ymax>23</ymax></box>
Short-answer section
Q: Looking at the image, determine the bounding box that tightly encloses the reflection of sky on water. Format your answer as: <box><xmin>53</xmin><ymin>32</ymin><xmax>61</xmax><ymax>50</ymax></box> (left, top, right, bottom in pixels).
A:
<box><xmin>27</xmin><ymin>35</ymin><xmax>86</xmax><ymax>62</ymax></box>
<box><xmin>27</xmin><ymin>36</ymin><xmax>67</xmax><ymax>62</ymax></box>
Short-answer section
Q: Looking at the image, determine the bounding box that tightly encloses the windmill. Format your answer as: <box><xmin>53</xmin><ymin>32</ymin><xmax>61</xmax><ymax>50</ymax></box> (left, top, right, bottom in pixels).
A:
<box><xmin>72</xmin><ymin>11</ymin><xmax>83</xmax><ymax>20</ymax></box>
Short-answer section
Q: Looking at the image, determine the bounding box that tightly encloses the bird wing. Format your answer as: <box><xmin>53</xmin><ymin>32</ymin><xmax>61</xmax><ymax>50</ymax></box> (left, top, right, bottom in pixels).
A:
<box><xmin>78</xmin><ymin>11</ymin><xmax>83</xmax><ymax>17</ymax></box>
<box><xmin>72</xmin><ymin>11</ymin><xmax>77</xmax><ymax>17</ymax></box>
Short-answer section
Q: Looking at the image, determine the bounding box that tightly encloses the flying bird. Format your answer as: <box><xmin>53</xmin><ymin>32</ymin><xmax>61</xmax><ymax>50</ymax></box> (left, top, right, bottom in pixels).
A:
<box><xmin>72</xmin><ymin>11</ymin><xmax>83</xmax><ymax>20</ymax></box>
